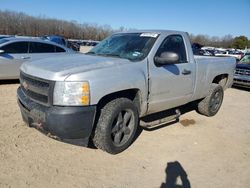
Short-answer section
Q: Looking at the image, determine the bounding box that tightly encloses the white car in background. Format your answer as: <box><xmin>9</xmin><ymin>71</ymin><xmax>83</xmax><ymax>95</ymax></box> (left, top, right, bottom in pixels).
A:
<box><xmin>215</xmin><ymin>50</ymin><xmax>243</xmax><ymax>60</ymax></box>
<box><xmin>0</xmin><ymin>37</ymin><xmax>73</xmax><ymax>80</ymax></box>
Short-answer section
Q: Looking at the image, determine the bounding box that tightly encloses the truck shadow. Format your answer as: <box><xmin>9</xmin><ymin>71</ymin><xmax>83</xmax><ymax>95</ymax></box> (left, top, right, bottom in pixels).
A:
<box><xmin>160</xmin><ymin>161</ymin><xmax>191</xmax><ymax>188</ymax></box>
<box><xmin>79</xmin><ymin>101</ymin><xmax>198</xmax><ymax>150</ymax></box>
<box><xmin>141</xmin><ymin>102</ymin><xmax>197</xmax><ymax>131</ymax></box>
<box><xmin>67</xmin><ymin>102</ymin><xmax>197</xmax><ymax>150</ymax></box>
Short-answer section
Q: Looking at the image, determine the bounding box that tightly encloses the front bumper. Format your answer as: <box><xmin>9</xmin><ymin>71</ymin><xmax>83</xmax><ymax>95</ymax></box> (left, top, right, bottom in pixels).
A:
<box><xmin>233</xmin><ymin>75</ymin><xmax>250</xmax><ymax>88</ymax></box>
<box><xmin>17</xmin><ymin>87</ymin><xmax>96</xmax><ymax>146</ymax></box>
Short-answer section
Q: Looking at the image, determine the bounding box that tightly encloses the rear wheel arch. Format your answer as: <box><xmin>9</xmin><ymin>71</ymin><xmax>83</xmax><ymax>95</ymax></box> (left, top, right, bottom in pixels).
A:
<box><xmin>212</xmin><ymin>74</ymin><xmax>229</xmax><ymax>89</ymax></box>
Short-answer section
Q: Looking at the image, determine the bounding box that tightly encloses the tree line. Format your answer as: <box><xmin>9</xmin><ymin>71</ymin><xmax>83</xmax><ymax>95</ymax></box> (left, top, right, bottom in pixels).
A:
<box><xmin>0</xmin><ymin>10</ymin><xmax>113</xmax><ymax>40</ymax></box>
<box><xmin>0</xmin><ymin>10</ymin><xmax>249</xmax><ymax>49</ymax></box>
<box><xmin>190</xmin><ymin>34</ymin><xmax>250</xmax><ymax>49</ymax></box>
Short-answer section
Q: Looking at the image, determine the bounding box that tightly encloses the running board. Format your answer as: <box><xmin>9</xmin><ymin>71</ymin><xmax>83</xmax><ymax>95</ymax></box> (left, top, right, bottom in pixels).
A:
<box><xmin>140</xmin><ymin>109</ymin><xmax>181</xmax><ymax>128</ymax></box>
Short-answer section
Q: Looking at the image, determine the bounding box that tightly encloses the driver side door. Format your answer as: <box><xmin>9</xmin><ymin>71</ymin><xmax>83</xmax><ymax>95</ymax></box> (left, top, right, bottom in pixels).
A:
<box><xmin>148</xmin><ymin>34</ymin><xmax>195</xmax><ymax>114</ymax></box>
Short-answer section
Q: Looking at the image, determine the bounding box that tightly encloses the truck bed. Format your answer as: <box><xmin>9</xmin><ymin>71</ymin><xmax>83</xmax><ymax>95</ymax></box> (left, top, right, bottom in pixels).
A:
<box><xmin>192</xmin><ymin>55</ymin><xmax>235</xmax><ymax>100</ymax></box>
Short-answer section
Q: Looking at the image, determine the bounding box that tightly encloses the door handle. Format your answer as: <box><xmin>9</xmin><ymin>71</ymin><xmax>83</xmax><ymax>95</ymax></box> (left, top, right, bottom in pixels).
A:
<box><xmin>21</xmin><ymin>56</ymin><xmax>31</xmax><ymax>59</ymax></box>
<box><xmin>182</xmin><ymin>69</ymin><xmax>191</xmax><ymax>75</ymax></box>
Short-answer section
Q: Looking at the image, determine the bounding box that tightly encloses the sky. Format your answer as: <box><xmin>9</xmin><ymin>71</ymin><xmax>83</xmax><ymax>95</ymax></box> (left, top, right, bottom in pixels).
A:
<box><xmin>1</xmin><ymin>0</ymin><xmax>250</xmax><ymax>38</ymax></box>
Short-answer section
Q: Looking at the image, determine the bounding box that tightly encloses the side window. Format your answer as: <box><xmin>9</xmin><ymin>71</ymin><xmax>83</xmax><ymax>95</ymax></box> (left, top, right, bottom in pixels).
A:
<box><xmin>55</xmin><ymin>46</ymin><xmax>66</xmax><ymax>52</ymax></box>
<box><xmin>29</xmin><ymin>42</ymin><xmax>55</xmax><ymax>53</ymax></box>
<box><xmin>155</xmin><ymin>35</ymin><xmax>187</xmax><ymax>63</ymax></box>
<box><xmin>0</xmin><ymin>42</ymin><xmax>28</xmax><ymax>53</ymax></box>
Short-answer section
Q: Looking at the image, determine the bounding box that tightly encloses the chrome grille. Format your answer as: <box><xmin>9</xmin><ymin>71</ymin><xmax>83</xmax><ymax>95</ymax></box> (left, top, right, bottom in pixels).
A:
<box><xmin>234</xmin><ymin>78</ymin><xmax>250</xmax><ymax>83</ymax></box>
<box><xmin>235</xmin><ymin>68</ymin><xmax>250</xmax><ymax>76</ymax></box>
<box><xmin>20</xmin><ymin>72</ymin><xmax>54</xmax><ymax>105</ymax></box>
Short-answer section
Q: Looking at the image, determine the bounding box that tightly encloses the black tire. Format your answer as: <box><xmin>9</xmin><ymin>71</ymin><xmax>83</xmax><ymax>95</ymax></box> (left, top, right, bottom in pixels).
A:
<box><xmin>197</xmin><ymin>83</ymin><xmax>224</xmax><ymax>117</ymax></box>
<box><xmin>92</xmin><ymin>98</ymin><xmax>139</xmax><ymax>154</ymax></box>
<box><xmin>219</xmin><ymin>77</ymin><xmax>227</xmax><ymax>89</ymax></box>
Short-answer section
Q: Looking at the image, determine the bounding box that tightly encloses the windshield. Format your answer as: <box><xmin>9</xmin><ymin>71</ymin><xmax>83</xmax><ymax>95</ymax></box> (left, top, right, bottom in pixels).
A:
<box><xmin>88</xmin><ymin>33</ymin><xmax>159</xmax><ymax>61</ymax></box>
<box><xmin>239</xmin><ymin>55</ymin><xmax>250</xmax><ymax>64</ymax></box>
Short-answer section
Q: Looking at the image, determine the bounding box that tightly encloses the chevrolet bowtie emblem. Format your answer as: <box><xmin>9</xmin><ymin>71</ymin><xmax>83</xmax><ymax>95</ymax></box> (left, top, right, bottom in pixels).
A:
<box><xmin>23</xmin><ymin>81</ymin><xmax>29</xmax><ymax>90</ymax></box>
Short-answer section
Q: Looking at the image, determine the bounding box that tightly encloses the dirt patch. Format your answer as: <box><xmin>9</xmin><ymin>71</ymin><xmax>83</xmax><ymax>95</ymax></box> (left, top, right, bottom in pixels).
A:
<box><xmin>0</xmin><ymin>84</ymin><xmax>250</xmax><ymax>188</ymax></box>
<box><xmin>180</xmin><ymin>119</ymin><xmax>196</xmax><ymax>127</ymax></box>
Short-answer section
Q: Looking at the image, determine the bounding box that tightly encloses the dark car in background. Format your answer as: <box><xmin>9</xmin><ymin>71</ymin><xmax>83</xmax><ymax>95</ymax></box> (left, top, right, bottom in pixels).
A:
<box><xmin>192</xmin><ymin>43</ymin><xmax>214</xmax><ymax>56</ymax></box>
<box><xmin>41</xmin><ymin>35</ymin><xmax>67</xmax><ymax>46</ymax></box>
<box><xmin>233</xmin><ymin>55</ymin><xmax>250</xmax><ymax>88</ymax></box>
<box><xmin>41</xmin><ymin>35</ymin><xmax>80</xmax><ymax>51</ymax></box>
<box><xmin>67</xmin><ymin>40</ymin><xmax>80</xmax><ymax>51</ymax></box>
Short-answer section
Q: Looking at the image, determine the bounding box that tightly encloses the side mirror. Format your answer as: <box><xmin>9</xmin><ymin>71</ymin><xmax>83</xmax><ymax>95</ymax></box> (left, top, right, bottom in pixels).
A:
<box><xmin>0</xmin><ymin>49</ymin><xmax>5</xmax><ymax>54</ymax></box>
<box><xmin>154</xmin><ymin>52</ymin><xmax>179</xmax><ymax>66</ymax></box>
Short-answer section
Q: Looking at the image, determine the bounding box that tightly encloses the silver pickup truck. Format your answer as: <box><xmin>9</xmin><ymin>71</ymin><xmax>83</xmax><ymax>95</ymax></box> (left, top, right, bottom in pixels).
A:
<box><xmin>17</xmin><ymin>30</ymin><xmax>236</xmax><ymax>154</ymax></box>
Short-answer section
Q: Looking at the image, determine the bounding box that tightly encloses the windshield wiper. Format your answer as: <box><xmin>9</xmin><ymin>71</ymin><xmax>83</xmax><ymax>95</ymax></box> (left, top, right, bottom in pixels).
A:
<box><xmin>98</xmin><ymin>53</ymin><xmax>121</xmax><ymax>58</ymax></box>
<box><xmin>87</xmin><ymin>52</ymin><xmax>132</xmax><ymax>61</ymax></box>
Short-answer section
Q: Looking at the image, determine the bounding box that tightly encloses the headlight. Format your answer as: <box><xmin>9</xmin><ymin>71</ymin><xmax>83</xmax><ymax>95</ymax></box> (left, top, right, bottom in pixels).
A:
<box><xmin>53</xmin><ymin>81</ymin><xmax>90</xmax><ymax>106</ymax></box>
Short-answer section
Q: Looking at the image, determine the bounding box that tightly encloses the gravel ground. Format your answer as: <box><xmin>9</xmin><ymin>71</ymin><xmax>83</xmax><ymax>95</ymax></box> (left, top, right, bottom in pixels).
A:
<box><xmin>0</xmin><ymin>83</ymin><xmax>249</xmax><ymax>188</ymax></box>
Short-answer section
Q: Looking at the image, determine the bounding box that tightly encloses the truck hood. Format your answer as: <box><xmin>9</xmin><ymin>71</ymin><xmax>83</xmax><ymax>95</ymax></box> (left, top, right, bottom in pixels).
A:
<box><xmin>21</xmin><ymin>53</ymin><xmax>131</xmax><ymax>81</ymax></box>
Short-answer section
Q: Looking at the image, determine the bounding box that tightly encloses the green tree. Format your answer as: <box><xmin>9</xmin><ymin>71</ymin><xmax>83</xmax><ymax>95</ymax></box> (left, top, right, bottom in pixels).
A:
<box><xmin>231</xmin><ymin>36</ymin><xmax>249</xmax><ymax>49</ymax></box>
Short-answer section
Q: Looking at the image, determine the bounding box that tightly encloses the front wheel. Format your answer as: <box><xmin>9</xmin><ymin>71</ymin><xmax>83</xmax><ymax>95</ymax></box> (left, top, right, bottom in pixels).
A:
<box><xmin>92</xmin><ymin>98</ymin><xmax>139</xmax><ymax>154</ymax></box>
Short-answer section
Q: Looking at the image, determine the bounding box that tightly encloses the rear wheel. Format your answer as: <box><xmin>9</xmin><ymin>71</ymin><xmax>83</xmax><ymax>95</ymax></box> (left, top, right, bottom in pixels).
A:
<box><xmin>197</xmin><ymin>83</ymin><xmax>224</xmax><ymax>117</ymax></box>
<box><xmin>92</xmin><ymin>98</ymin><xmax>138</xmax><ymax>154</ymax></box>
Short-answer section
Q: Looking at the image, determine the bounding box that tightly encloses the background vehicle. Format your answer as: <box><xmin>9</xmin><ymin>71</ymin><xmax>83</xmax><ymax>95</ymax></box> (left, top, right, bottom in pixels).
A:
<box><xmin>42</xmin><ymin>35</ymin><xmax>81</xmax><ymax>51</ymax></box>
<box><xmin>0</xmin><ymin>35</ymin><xmax>13</xmax><ymax>39</ymax></box>
<box><xmin>81</xmin><ymin>40</ymin><xmax>99</xmax><ymax>46</ymax></box>
<box><xmin>233</xmin><ymin>55</ymin><xmax>250</xmax><ymax>88</ymax></box>
<box><xmin>67</xmin><ymin>41</ymin><xmax>80</xmax><ymax>51</ymax></box>
<box><xmin>41</xmin><ymin>35</ymin><xmax>67</xmax><ymax>46</ymax></box>
<box><xmin>17</xmin><ymin>30</ymin><xmax>236</xmax><ymax>154</ymax></box>
<box><xmin>0</xmin><ymin>37</ymin><xmax>73</xmax><ymax>80</ymax></box>
<box><xmin>192</xmin><ymin>43</ymin><xmax>214</xmax><ymax>56</ymax></box>
<box><xmin>215</xmin><ymin>50</ymin><xmax>243</xmax><ymax>60</ymax></box>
